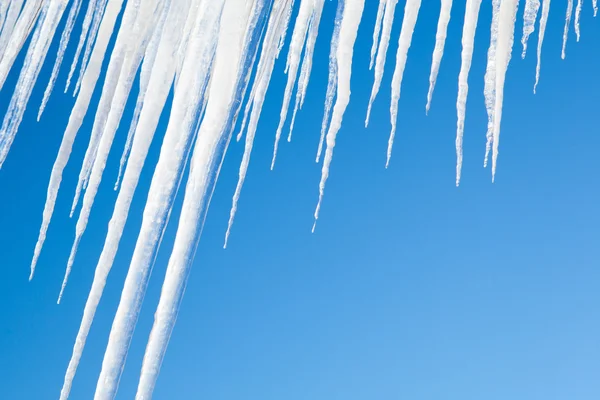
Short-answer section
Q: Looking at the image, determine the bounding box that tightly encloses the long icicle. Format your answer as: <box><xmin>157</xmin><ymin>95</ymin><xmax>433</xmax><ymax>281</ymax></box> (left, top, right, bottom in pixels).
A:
<box><xmin>483</xmin><ymin>0</ymin><xmax>500</xmax><ymax>168</ymax></box>
<box><xmin>386</xmin><ymin>0</ymin><xmax>422</xmax><ymax>167</ymax></box>
<box><xmin>370</xmin><ymin>0</ymin><xmax>385</xmax><ymax>70</ymax></box>
<box><xmin>135</xmin><ymin>3</ymin><xmax>264</xmax><ymax>397</ymax></box>
<box><xmin>455</xmin><ymin>0</ymin><xmax>482</xmax><ymax>186</ymax></box>
<box><xmin>30</xmin><ymin>0</ymin><xmax>127</xmax><ymax>279</ymax></box>
<box><xmin>562</xmin><ymin>0</ymin><xmax>573</xmax><ymax>59</ymax></box>
<box><xmin>93</xmin><ymin>2</ymin><xmax>227</xmax><ymax>398</ymax></box>
<box><xmin>225</xmin><ymin>0</ymin><xmax>295</xmax><ymax>247</ymax></box>
<box><xmin>491</xmin><ymin>0</ymin><xmax>520</xmax><ymax>181</ymax></box>
<box><xmin>58</xmin><ymin>2</ymin><xmax>195</xmax><ymax>398</ymax></box>
<box><xmin>574</xmin><ymin>0</ymin><xmax>582</xmax><ymax>41</ymax></box>
<box><xmin>425</xmin><ymin>0</ymin><xmax>452</xmax><ymax>114</ymax></box>
<box><xmin>316</xmin><ymin>0</ymin><xmax>343</xmax><ymax>163</ymax></box>
<box><xmin>38</xmin><ymin>0</ymin><xmax>84</xmax><ymax>120</ymax></box>
<box><xmin>271</xmin><ymin>0</ymin><xmax>314</xmax><ymax>169</ymax></box>
<box><xmin>534</xmin><ymin>0</ymin><xmax>551</xmax><ymax>93</ymax></box>
<box><xmin>364</xmin><ymin>0</ymin><xmax>397</xmax><ymax>127</ymax></box>
<box><xmin>313</xmin><ymin>0</ymin><xmax>365</xmax><ymax>230</ymax></box>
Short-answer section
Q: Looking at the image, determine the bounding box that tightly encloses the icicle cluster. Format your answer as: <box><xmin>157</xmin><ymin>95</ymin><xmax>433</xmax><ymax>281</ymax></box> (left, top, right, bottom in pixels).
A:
<box><xmin>0</xmin><ymin>1</ymin><xmax>595</xmax><ymax>398</ymax></box>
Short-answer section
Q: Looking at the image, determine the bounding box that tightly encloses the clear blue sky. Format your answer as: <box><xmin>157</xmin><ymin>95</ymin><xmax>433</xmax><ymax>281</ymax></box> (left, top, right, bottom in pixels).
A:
<box><xmin>1</xmin><ymin>2</ymin><xmax>599</xmax><ymax>399</ymax></box>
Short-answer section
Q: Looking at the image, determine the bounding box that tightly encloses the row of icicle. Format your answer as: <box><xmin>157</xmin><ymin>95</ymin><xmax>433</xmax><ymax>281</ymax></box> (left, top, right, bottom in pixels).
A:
<box><xmin>0</xmin><ymin>0</ymin><xmax>594</xmax><ymax>398</ymax></box>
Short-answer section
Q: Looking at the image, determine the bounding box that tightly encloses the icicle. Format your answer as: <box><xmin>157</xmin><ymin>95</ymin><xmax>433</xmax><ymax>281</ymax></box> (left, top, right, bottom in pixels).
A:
<box><xmin>365</xmin><ymin>0</ymin><xmax>397</xmax><ymax>127</ymax></box>
<box><xmin>93</xmin><ymin>1</ymin><xmax>227</xmax><ymax>398</ymax></box>
<box><xmin>38</xmin><ymin>0</ymin><xmax>84</xmax><ymax>120</ymax></box>
<box><xmin>59</xmin><ymin>0</ymin><xmax>168</xmax><ymax>303</ymax></box>
<box><xmin>0</xmin><ymin>0</ymin><xmax>25</xmax><ymax>57</ymax></box>
<box><xmin>455</xmin><ymin>0</ymin><xmax>482</xmax><ymax>186</ymax></box>
<box><xmin>0</xmin><ymin>0</ymin><xmax>43</xmax><ymax>93</ymax></box>
<box><xmin>483</xmin><ymin>0</ymin><xmax>500</xmax><ymax>168</ymax></box>
<box><xmin>575</xmin><ymin>0</ymin><xmax>582</xmax><ymax>41</ymax></box>
<box><xmin>30</xmin><ymin>0</ymin><xmax>126</xmax><ymax>279</ymax></box>
<box><xmin>313</xmin><ymin>0</ymin><xmax>364</xmax><ymax>230</ymax></box>
<box><xmin>594</xmin><ymin>0</ymin><xmax>598</xmax><ymax>16</ymax></box>
<box><xmin>288</xmin><ymin>0</ymin><xmax>325</xmax><ymax>142</ymax></box>
<box><xmin>58</xmin><ymin>2</ymin><xmax>194</xmax><ymax>398</ymax></box>
<box><xmin>135</xmin><ymin>2</ymin><xmax>264</xmax><ymax>397</ymax></box>
<box><xmin>370</xmin><ymin>0</ymin><xmax>386</xmax><ymax>70</ymax></box>
<box><xmin>426</xmin><ymin>0</ymin><xmax>452</xmax><ymax>114</ymax></box>
<box><xmin>316</xmin><ymin>0</ymin><xmax>343</xmax><ymax>163</ymax></box>
<box><xmin>386</xmin><ymin>0</ymin><xmax>422</xmax><ymax>167</ymax></box>
<box><xmin>225</xmin><ymin>0</ymin><xmax>295</xmax><ymax>246</ymax></box>
<box><xmin>64</xmin><ymin>0</ymin><xmax>101</xmax><ymax>92</ymax></box>
<box><xmin>272</xmin><ymin>0</ymin><xmax>314</xmax><ymax>169</ymax></box>
<box><xmin>521</xmin><ymin>0</ymin><xmax>540</xmax><ymax>58</ymax></box>
<box><xmin>562</xmin><ymin>0</ymin><xmax>573</xmax><ymax>59</ymax></box>
<box><xmin>491</xmin><ymin>0</ymin><xmax>520</xmax><ymax>181</ymax></box>
<box><xmin>534</xmin><ymin>0</ymin><xmax>551</xmax><ymax>93</ymax></box>
<box><xmin>0</xmin><ymin>0</ymin><xmax>68</xmax><ymax>169</ymax></box>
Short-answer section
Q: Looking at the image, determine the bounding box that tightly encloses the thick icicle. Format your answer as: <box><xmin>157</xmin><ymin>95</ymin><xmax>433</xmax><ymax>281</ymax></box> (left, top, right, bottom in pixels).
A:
<box><xmin>30</xmin><ymin>0</ymin><xmax>126</xmax><ymax>279</ymax></box>
<box><xmin>316</xmin><ymin>0</ymin><xmax>343</xmax><ymax>162</ymax></box>
<box><xmin>225</xmin><ymin>0</ymin><xmax>295</xmax><ymax>246</ymax></box>
<box><xmin>521</xmin><ymin>0</ymin><xmax>540</xmax><ymax>58</ymax></box>
<box><xmin>0</xmin><ymin>0</ymin><xmax>25</xmax><ymax>57</ymax></box>
<box><xmin>534</xmin><ymin>0</ymin><xmax>551</xmax><ymax>93</ymax></box>
<box><xmin>59</xmin><ymin>0</ymin><xmax>168</xmax><ymax>303</ymax></box>
<box><xmin>455</xmin><ymin>0</ymin><xmax>482</xmax><ymax>186</ymax></box>
<box><xmin>483</xmin><ymin>0</ymin><xmax>500</xmax><ymax>168</ymax></box>
<box><xmin>38</xmin><ymin>0</ymin><xmax>84</xmax><ymax>120</ymax></box>
<box><xmin>0</xmin><ymin>0</ymin><xmax>69</xmax><ymax>169</ymax></box>
<box><xmin>492</xmin><ymin>0</ymin><xmax>520</xmax><ymax>181</ymax></box>
<box><xmin>93</xmin><ymin>2</ymin><xmax>227</xmax><ymax>398</ymax></box>
<box><xmin>272</xmin><ymin>0</ymin><xmax>315</xmax><ymax>169</ymax></box>
<box><xmin>386</xmin><ymin>0</ymin><xmax>422</xmax><ymax>167</ymax></box>
<box><xmin>370</xmin><ymin>0</ymin><xmax>386</xmax><ymax>70</ymax></box>
<box><xmin>135</xmin><ymin>2</ymin><xmax>262</xmax><ymax>397</ymax></box>
<box><xmin>364</xmin><ymin>0</ymin><xmax>397</xmax><ymax>127</ymax></box>
<box><xmin>562</xmin><ymin>0</ymin><xmax>573</xmax><ymax>59</ymax></box>
<box><xmin>426</xmin><ymin>0</ymin><xmax>452</xmax><ymax>114</ymax></box>
<box><xmin>313</xmin><ymin>0</ymin><xmax>364</xmax><ymax>230</ymax></box>
<box><xmin>58</xmin><ymin>2</ymin><xmax>194</xmax><ymax>398</ymax></box>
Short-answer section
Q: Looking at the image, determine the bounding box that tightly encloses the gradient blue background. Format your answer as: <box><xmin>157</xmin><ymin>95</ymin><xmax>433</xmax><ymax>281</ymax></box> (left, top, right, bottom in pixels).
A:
<box><xmin>1</xmin><ymin>1</ymin><xmax>599</xmax><ymax>399</ymax></box>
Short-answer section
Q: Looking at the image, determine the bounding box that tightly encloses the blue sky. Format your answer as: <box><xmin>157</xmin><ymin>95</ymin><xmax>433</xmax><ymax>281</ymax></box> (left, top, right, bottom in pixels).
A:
<box><xmin>1</xmin><ymin>1</ymin><xmax>599</xmax><ymax>399</ymax></box>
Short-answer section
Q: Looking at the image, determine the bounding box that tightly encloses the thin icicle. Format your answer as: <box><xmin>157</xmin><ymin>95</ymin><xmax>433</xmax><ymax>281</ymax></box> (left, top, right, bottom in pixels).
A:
<box><xmin>0</xmin><ymin>0</ymin><xmax>68</xmax><ymax>169</ymax></box>
<box><xmin>562</xmin><ymin>0</ymin><xmax>573</xmax><ymax>59</ymax></box>
<box><xmin>455</xmin><ymin>0</ymin><xmax>482</xmax><ymax>186</ymax></box>
<box><xmin>225</xmin><ymin>0</ymin><xmax>295</xmax><ymax>246</ymax></box>
<box><xmin>483</xmin><ymin>0</ymin><xmax>500</xmax><ymax>168</ymax></box>
<box><xmin>135</xmin><ymin>3</ymin><xmax>262</xmax><ymax>397</ymax></box>
<box><xmin>272</xmin><ymin>0</ymin><xmax>314</xmax><ymax>169</ymax></box>
<box><xmin>370</xmin><ymin>0</ymin><xmax>386</xmax><ymax>70</ymax></box>
<box><xmin>313</xmin><ymin>0</ymin><xmax>364</xmax><ymax>230</ymax></box>
<box><xmin>30</xmin><ymin>0</ymin><xmax>126</xmax><ymax>279</ymax></box>
<box><xmin>288</xmin><ymin>0</ymin><xmax>325</xmax><ymax>142</ymax></box>
<box><xmin>0</xmin><ymin>0</ymin><xmax>25</xmax><ymax>57</ymax></box>
<box><xmin>73</xmin><ymin>0</ymin><xmax>110</xmax><ymax>95</ymax></box>
<box><xmin>534</xmin><ymin>0</ymin><xmax>550</xmax><ymax>93</ymax></box>
<box><xmin>574</xmin><ymin>0</ymin><xmax>582</xmax><ymax>41</ymax></box>
<box><xmin>364</xmin><ymin>0</ymin><xmax>397</xmax><ymax>127</ymax></box>
<box><xmin>58</xmin><ymin>1</ymin><xmax>193</xmax><ymax>398</ymax></box>
<box><xmin>0</xmin><ymin>0</ymin><xmax>43</xmax><ymax>92</ymax></box>
<box><xmin>93</xmin><ymin>1</ymin><xmax>228</xmax><ymax>398</ymax></box>
<box><xmin>70</xmin><ymin>0</ymin><xmax>152</xmax><ymax>217</ymax></box>
<box><xmin>386</xmin><ymin>0</ymin><xmax>422</xmax><ymax>167</ymax></box>
<box><xmin>59</xmin><ymin>0</ymin><xmax>168</xmax><ymax>303</ymax></box>
<box><xmin>38</xmin><ymin>0</ymin><xmax>84</xmax><ymax>120</ymax></box>
<box><xmin>521</xmin><ymin>0</ymin><xmax>540</xmax><ymax>58</ymax></box>
<box><xmin>492</xmin><ymin>0</ymin><xmax>520</xmax><ymax>181</ymax></box>
<box><xmin>64</xmin><ymin>0</ymin><xmax>100</xmax><ymax>92</ymax></box>
<box><xmin>316</xmin><ymin>0</ymin><xmax>343</xmax><ymax>163</ymax></box>
<box><xmin>425</xmin><ymin>0</ymin><xmax>452</xmax><ymax>114</ymax></box>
